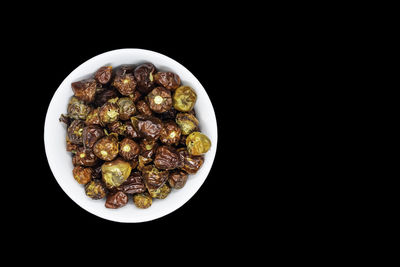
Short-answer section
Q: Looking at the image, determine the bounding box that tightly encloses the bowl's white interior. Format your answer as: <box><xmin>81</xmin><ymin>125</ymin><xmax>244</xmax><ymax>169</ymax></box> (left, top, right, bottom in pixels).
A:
<box><xmin>44</xmin><ymin>49</ymin><xmax>218</xmax><ymax>223</ymax></box>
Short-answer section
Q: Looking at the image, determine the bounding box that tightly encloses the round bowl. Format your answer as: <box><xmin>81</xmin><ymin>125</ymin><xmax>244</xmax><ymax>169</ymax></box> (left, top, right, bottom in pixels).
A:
<box><xmin>44</xmin><ymin>48</ymin><xmax>218</xmax><ymax>223</ymax></box>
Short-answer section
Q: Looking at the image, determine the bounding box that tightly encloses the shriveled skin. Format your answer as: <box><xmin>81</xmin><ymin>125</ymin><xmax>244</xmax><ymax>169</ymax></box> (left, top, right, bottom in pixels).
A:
<box><xmin>137</xmin><ymin>117</ymin><xmax>162</xmax><ymax>140</ymax></box>
<box><xmin>119</xmin><ymin>138</ymin><xmax>140</xmax><ymax>161</ymax></box>
<box><xmin>85</xmin><ymin>180</ymin><xmax>107</xmax><ymax>200</ymax></box>
<box><xmin>175</xmin><ymin>113</ymin><xmax>199</xmax><ymax>135</ymax></box>
<box><xmin>99</xmin><ymin>102</ymin><xmax>120</xmax><ymax>125</ymax></box>
<box><xmin>93</xmin><ymin>135</ymin><xmax>119</xmax><ymax>161</ymax></box>
<box><xmin>134</xmin><ymin>63</ymin><xmax>156</xmax><ymax>94</ymax></box>
<box><xmin>82</xmin><ymin>125</ymin><xmax>104</xmax><ymax>148</ymax></box>
<box><xmin>73</xmin><ymin>147</ymin><xmax>100</xmax><ymax>167</ymax></box>
<box><xmin>95</xmin><ymin>66</ymin><xmax>112</xmax><ymax>84</ymax></box>
<box><xmin>160</xmin><ymin>121</ymin><xmax>181</xmax><ymax>145</ymax></box>
<box><xmin>112</xmin><ymin>73</ymin><xmax>137</xmax><ymax>96</ymax></box>
<box><xmin>168</xmin><ymin>170</ymin><xmax>188</xmax><ymax>189</ymax></box>
<box><xmin>173</xmin><ymin>86</ymin><xmax>197</xmax><ymax>112</ymax></box>
<box><xmin>147</xmin><ymin>87</ymin><xmax>172</xmax><ymax>113</ymax></box>
<box><xmin>72</xmin><ymin>166</ymin><xmax>92</xmax><ymax>185</ymax></box>
<box><xmin>101</xmin><ymin>158</ymin><xmax>132</xmax><ymax>189</ymax></box>
<box><xmin>154</xmin><ymin>146</ymin><xmax>182</xmax><ymax>170</ymax></box>
<box><xmin>133</xmin><ymin>193</ymin><xmax>152</xmax><ymax>209</ymax></box>
<box><xmin>154</xmin><ymin>72</ymin><xmax>181</xmax><ymax>90</ymax></box>
<box><xmin>186</xmin><ymin>132</ymin><xmax>211</xmax><ymax>155</ymax></box>
<box><xmin>71</xmin><ymin>78</ymin><xmax>97</xmax><ymax>103</ymax></box>
<box><xmin>117</xmin><ymin>172</ymin><xmax>146</xmax><ymax>194</ymax></box>
<box><xmin>105</xmin><ymin>191</ymin><xmax>128</xmax><ymax>209</ymax></box>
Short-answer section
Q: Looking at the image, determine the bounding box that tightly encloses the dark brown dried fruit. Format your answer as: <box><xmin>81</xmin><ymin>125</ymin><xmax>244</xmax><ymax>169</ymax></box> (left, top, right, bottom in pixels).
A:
<box><xmin>117</xmin><ymin>97</ymin><xmax>136</xmax><ymax>120</ymax></box>
<box><xmin>66</xmin><ymin>137</ymin><xmax>79</xmax><ymax>152</ymax></box>
<box><xmin>160</xmin><ymin>121</ymin><xmax>181</xmax><ymax>145</ymax></box>
<box><xmin>125</xmin><ymin>122</ymin><xmax>140</xmax><ymax>139</ymax></box>
<box><xmin>99</xmin><ymin>102</ymin><xmax>119</xmax><ymax>125</ymax></box>
<box><xmin>136</xmin><ymin>116</ymin><xmax>162</xmax><ymax>140</ymax></box>
<box><xmin>82</xmin><ymin>125</ymin><xmax>104</xmax><ymax>148</ymax></box>
<box><xmin>105</xmin><ymin>191</ymin><xmax>128</xmax><ymax>209</ymax></box>
<box><xmin>72</xmin><ymin>146</ymin><xmax>100</xmax><ymax>166</ymax></box>
<box><xmin>119</xmin><ymin>138</ymin><xmax>140</xmax><ymax>161</ymax></box>
<box><xmin>142</xmin><ymin>165</ymin><xmax>169</xmax><ymax>190</ymax></box>
<box><xmin>94</xmin><ymin>89</ymin><xmax>118</xmax><ymax>107</ymax></box>
<box><xmin>117</xmin><ymin>172</ymin><xmax>146</xmax><ymax>194</ymax></box>
<box><xmin>130</xmin><ymin>90</ymin><xmax>141</xmax><ymax>102</ymax></box>
<box><xmin>72</xmin><ymin>166</ymin><xmax>92</xmax><ymax>185</ymax></box>
<box><xmin>92</xmin><ymin>165</ymin><xmax>102</xmax><ymax>180</ymax></box>
<box><xmin>85</xmin><ymin>108</ymin><xmax>101</xmax><ymax>125</ymax></box>
<box><xmin>108</xmin><ymin>121</ymin><xmax>126</xmax><ymax>136</ymax></box>
<box><xmin>147</xmin><ymin>87</ymin><xmax>173</xmax><ymax>113</ymax></box>
<box><xmin>177</xmin><ymin>149</ymin><xmax>204</xmax><ymax>174</ymax></box>
<box><xmin>67</xmin><ymin>120</ymin><xmax>85</xmax><ymax>145</ymax></box>
<box><xmin>95</xmin><ymin>66</ymin><xmax>112</xmax><ymax>84</ymax></box>
<box><xmin>159</xmin><ymin>108</ymin><xmax>178</xmax><ymax>121</ymax></box>
<box><xmin>154</xmin><ymin>146</ymin><xmax>182</xmax><ymax>170</ymax></box>
<box><xmin>168</xmin><ymin>170</ymin><xmax>188</xmax><ymax>189</ymax></box>
<box><xmin>112</xmin><ymin>73</ymin><xmax>137</xmax><ymax>96</ymax></box>
<box><xmin>71</xmin><ymin>78</ymin><xmax>97</xmax><ymax>103</ymax></box>
<box><xmin>85</xmin><ymin>180</ymin><xmax>107</xmax><ymax>199</ymax></box>
<box><xmin>134</xmin><ymin>63</ymin><xmax>156</xmax><ymax>94</ymax></box>
<box><xmin>93</xmin><ymin>135</ymin><xmax>119</xmax><ymax>161</ymax></box>
<box><xmin>154</xmin><ymin>72</ymin><xmax>181</xmax><ymax>90</ymax></box>
<box><xmin>136</xmin><ymin>100</ymin><xmax>152</xmax><ymax>116</ymax></box>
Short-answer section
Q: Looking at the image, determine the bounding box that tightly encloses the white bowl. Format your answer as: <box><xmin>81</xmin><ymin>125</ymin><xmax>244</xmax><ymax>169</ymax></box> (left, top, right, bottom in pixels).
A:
<box><xmin>44</xmin><ymin>48</ymin><xmax>218</xmax><ymax>223</ymax></box>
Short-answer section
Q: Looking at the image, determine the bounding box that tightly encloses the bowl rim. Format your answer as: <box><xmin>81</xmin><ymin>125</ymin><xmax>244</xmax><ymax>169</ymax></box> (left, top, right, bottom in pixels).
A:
<box><xmin>43</xmin><ymin>48</ymin><xmax>218</xmax><ymax>223</ymax></box>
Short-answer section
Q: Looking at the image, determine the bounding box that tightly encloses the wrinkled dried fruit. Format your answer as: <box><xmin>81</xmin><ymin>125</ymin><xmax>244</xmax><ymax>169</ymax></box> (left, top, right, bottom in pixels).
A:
<box><xmin>136</xmin><ymin>100</ymin><xmax>152</xmax><ymax>116</ymax></box>
<box><xmin>95</xmin><ymin>66</ymin><xmax>112</xmax><ymax>84</ymax></box>
<box><xmin>125</xmin><ymin>122</ymin><xmax>140</xmax><ymax>139</ymax></box>
<box><xmin>95</xmin><ymin>89</ymin><xmax>118</xmax><ymax>107</ymax></box>
<box><xmin>105</xmin><ymin>191</ymin><xmax>128</xmax><ymax>209</ymax></box>
<box><xmin>112</xmin><ymin>73</ymin><xmax>136</xmax><ymax>96</ymax></box>
<box><xmin>71</xmin><ymin>78</ymin><xmax>97</xmax><ymax>103</ymax></box>
<box><xmin>133</xmin><ymin>193</ymin><xmax>152</xmax><ymax>209</ymax></box>
<box><xmin>147</xmin><ymin>87</ymin><xmax>172</xmax><ymax>113</ymax></box>
<box><xmin>134</xmin><ymin>63</ymin><xmax>156</xmax><ymax>94</ymax></box>
<box><xmin>178</xmin><ymin>149</ymin><xmax>204</xmax><ymax>174</ymax></box>
<box><xmin>117</xmin><ymin>97</ymin><xmax>136</xmax><ymax>120</ymax></box>
<box><xmin>82</xmin><ymin>125</ymin><xmax>104</xmax><ymax>148</ymax></box>
<box><xmin>117</xmin><ymin>172</ymin><xmax>146</xmax><ymax>194</ymax></box>
<box><xmin>93</xmin><ymin>135</ymin><xmax>119</xmax><ymax>161</ymax></box>
<box><xmin>168</xmin><ymin>170</ymin><xmax>188</xmax><ymax>189</ymax></box>
<box><xmin>85</xmin><ymin>108</ymin><xmax>101</xmax><ymax>125</ymax></box>
<box><xmin>119</xmin><ymin>138</ymin><xmax>140</xmax><ymax>161</ymax></box>
<box><xmin>154</xmin><ymin>72</ymin><xmax>181</xmax><ymax>90</ymax></box>
<box><xmin>142</xmin><ymin>165</ymin><xmax>169</xmax><ymax>189</ymax></box>
<box><xmin>85</xmin><ymin>180</ymin><xmax>107</xmax><ymax>199</ymax></box>
<box><xmin>68</xmin><ymin>96</ymin><xmax>92</xmax><ymax>120</ymax></box>
<box><xmin>186</xmin><ymin>132</ymin><xmax>211</xmax><ymax>155</ymax></box>
<box><xmin>134</xmin><ymin>116</ymin><xmax>162</xmax><ymax>140</ymax></box>
<box><xmin>67</xmin><ymin>120</ymin><xmax>85</xmax><ymax>145</ymax></box>
<box><xmin>173</xmin><ymin>86</ymin><xmax>197</xmax><ymax>112</ymax></box>
<box><xmin>99</xmin><ymin>102</ymin><xmax>120</xmax><ymax>125</ymax></box>
<box><xmin>108</xmin><ymin>120</ymin><xmax>126</xmax><ymax>136</ymax></box>
<box><xmin>149</xmin><ymin>183</ymin><xmax>171</xmax><ymax>199</ymax></box>
<box><xmin>160</xmin><ymin>121</ymin><xmax>181</xmax><ymax>145</ymax></box>
<box><xmin>175</xmin><ymin>113</ymin><xmax>199</xmax><ymax>135</ymax></box>
<box><xmin>72</xmin><ymin>146</ymin><xmax>100</xmax><ymax>166</ymax></box>
<box><xmin>72</xmin><ymin>166</ymin><xmax>92</xmax><ymax>185</ymax></box>
<box><xmin>101</xmin><ymin>158</ymin><xmax>132</xmax><ymax>189</ymax></box>
<box><xmin>154</xmin><ymin>146</ymin><xmax>182</xmax><ymax>170</ymax></box>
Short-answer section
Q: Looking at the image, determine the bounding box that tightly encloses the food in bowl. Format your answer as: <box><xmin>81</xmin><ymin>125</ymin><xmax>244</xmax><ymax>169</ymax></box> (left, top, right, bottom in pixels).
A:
<box><xmin>59</xmin><ymin>63</ymin><xmax>211</xmax><ymax>209</ymax></box>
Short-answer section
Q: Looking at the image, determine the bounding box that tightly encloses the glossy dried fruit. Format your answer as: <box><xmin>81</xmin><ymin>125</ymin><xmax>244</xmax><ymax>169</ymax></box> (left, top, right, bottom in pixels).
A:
<box><xmin>85</xmin><ymin>180</ymin><xmax>107</xmax><ymax>199</ymax></box>
<box><xmin>82</xmin><ymin>125</ymin><xmax>104</xmax><ymax>148</ymax></box>
<box><xmin>95</xmin><ymin>89</ymin><xmax>118</xmax><ymax>107</ymax></box>
<box><xmin>93</xmin><ymin>135</ymin><xmax>119</xmax><ymax>161</ymax></box>
<box><xmin>67</xmin><ymin>96</ymin><xmax>92</xmax><ymax>120</ymax></box>
<box><xmin>133</xmin><ymin>193</ymin><xmax>152</xmax><ymax>209</ymax></box>
<box><xmin>119</xmin><ymin>138</ymin><xmax>140</xmax><ymax>161</ymax></box>
<box><xmin>112</xmin><ymin>73</ymin><xmax>137</xmax><ymax>96</ymax></box>
<box><xmin>72</xmin><ymin>146</ymin><xmax>100</xmax><ymax>166</ymax></box>
<box><xmin>154</xmin><ymin>146</ymin><xmax>182</xmax><ymax>170</ymax></box>
<box><xmin>134</xmin><ymin>63</ymin><xmax>156</xmax><ymax>94</ymax></box>
<box><xmin>108</xmin><ymin>121</ymin><xmax>126</xmax><ymax>136</ymax></box>
<box><xmin>147</xmin><ymin>87</ymin><xmax>172</xmax><ymax>113</ymax></box>
<box><xmin>134</xmin><ymin>116</ymin><xmax>162</xmax><ymax>140</ymax></box>
<box><xmin>117</xmin><ymin>97</ymin><xmax>136</xmax><ymax>120</ymax></box>
<box><xmin>130</xmin><ymin>90</ymin><xmax>141</xmax><ymax>102</ymax></box>
<box><xmin>117</xmin><ymin>172</ymin><xmax>146</xmax><ymax>194</ymax></box>
<box><xmin>175</xmin><ymin>113</ymin><xmax>199</xmax><ymax>135</ymax></box>
<box><xmin>67</xmin><ymin>120</ymin><xmax>85</xmax><ymax>145</ymax></box>
<box><xmin>173</xmin><ymin>86</ymin><xmax>197</xmax><ymax>112</ymax></box>
<box><xmin>178</xmin><ymin>149</ymin><xmax>204</xmax><ymax>174</ymax></box>
<box><xmin>160</xmin><ymin>121</ymin><xmax>181</xmax><ymax>145</ymax></box>
<box><xmin>186</xmin><ymin>132</ymin><xmax>211</xmax><ymax>155</ymax></box>
<box><xmin>168</xmin><ymin>170</ymin><xmax>188</xmax><ymax>189</ymax></box>
<box><xmin>105</xmin><ymin>191</ymin><xmax>128</xmax><ymax>209</ymax></box>
<box><xmin>66</xmin><ymin>137</ymin><xmax>79</xmax><ymax>152</ymax></box>
<box><xmin>71</xmin><ymin>78</ymin><xmax>97</xmax><ymax>103</ymax></box>
<box><xmin>72</xmin><ymin>166</ymin><xmax>92</xmax><ymax>185</ymax></box>
<box><xmin>142</xmin><ymin>165</ymin><xmax>169</xmax><ymax>190</ymax></box>
<box><xmin>154</xmin><ymin>72</ymin><xmax>181</xmax><ymax>90</ymax></box>
<box><xmin>101</xmin><ymin>158</ymin><xmax>132</xmax><ymax>189</ymax></box>
<box><xmin>85</xmin><ymin>108</ymin><xmax>101</xmax><ymax>125</ymax></box>
<box><xmin>91</xmin><ymin>165</ymin><xmax>102</xmax><ymax>180</ymax></box>
<box><xmin>136</xmin><ymin>100</ymin><xmax>152</xmax><ymax>116</ymax></box>
<box><xmin>95</xmin><ymin>66</ymin><xmax>112</xmax><ymax>84</ymax></box>
<box><xmin>125</xmin><ymin>122</ymin><xmax>140</xmax><ymax>139</ymax></box>
<box><xmin>159</xmin><ymin>108</ymin><xmax>177</xmax><ymax>121</ymax></box>
<box><xmin>99</xmin><ymin>102</ymin><xmax>119</xmax><ymax>125</ymax></box>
